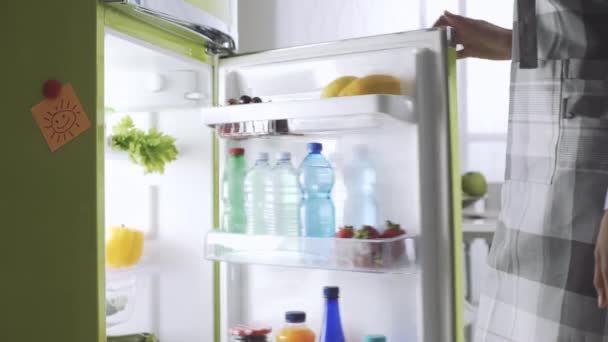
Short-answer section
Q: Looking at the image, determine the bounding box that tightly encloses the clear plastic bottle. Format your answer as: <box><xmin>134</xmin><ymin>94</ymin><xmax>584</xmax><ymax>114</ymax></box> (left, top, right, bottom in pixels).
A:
<box><xmin>222</xmin><ymin>148</ymin><xmax>247</xmax><ymax>233</ymax></box>
<box><xmin>269</xmin><ymin>152</ymin><xmax>301</xmax><ymax>236</ymax></box>
<box><xmin>299</xmin><ymin>143</ymin><xmax>335</xmax><ymax>237</ymax></box>
<box><xmin>244</xmin><ymin>152</ymin><xmax>272</xmax><ymax>235</ymax></box>
<box><xmin>276</xmin><ymin>311</ymin><xmax>316</xmax><ymax>342</ymax></box>
<box><xmin>343</xmin><ymin>145</ymin><xmax>378</xmax><ymax>227</ymax></box>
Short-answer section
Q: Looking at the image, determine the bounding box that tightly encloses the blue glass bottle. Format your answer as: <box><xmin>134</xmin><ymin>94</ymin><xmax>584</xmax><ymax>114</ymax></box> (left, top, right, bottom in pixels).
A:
<box><xmin>320</xmin><ymin>286</ymin><xmax>345</xmax><ymax>342</ymax></box>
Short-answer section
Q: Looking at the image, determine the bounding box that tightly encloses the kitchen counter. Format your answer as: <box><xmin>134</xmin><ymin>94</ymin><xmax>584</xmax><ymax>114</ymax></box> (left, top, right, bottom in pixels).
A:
<box><xmin>462</xmin><ymin>210</ymin><xmax>498</xmax><ymax>312</ymax></box>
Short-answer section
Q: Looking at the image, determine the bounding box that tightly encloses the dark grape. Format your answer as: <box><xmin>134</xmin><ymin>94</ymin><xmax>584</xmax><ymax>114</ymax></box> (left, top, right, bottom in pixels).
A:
<box><xmin>227</xmin><ymin>98</ymin><xmax>238</xmax><ymax>105</ymax></box>
<box><xmin>252</xmin><ymin>97</ymin><xmax>262</xmax><ymax>103</ymax></box>
<box><xmin>240</xmin><ymin>95</ymin><xmax>252</xmax><ymax>104</ymax></box>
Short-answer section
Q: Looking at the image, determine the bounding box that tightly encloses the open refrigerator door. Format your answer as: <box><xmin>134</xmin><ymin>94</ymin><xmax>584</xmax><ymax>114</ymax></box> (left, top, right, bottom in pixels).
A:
<box><xmin>205</xmin><ymin>29</ymin><xmax>462</xmax><ymax>342</ymax></box>
<box><xmin>101</xmin><ymin>3</ymin><xmax>461</xmax><ymax>340</ymax></box>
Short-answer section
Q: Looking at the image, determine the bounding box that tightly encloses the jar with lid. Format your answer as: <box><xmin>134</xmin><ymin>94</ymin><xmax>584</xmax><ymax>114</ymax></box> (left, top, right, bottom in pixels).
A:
<box><xmin>230</xmin><ymin>324</ymin><xmax>271</xmax><ymax>342</ymax></box>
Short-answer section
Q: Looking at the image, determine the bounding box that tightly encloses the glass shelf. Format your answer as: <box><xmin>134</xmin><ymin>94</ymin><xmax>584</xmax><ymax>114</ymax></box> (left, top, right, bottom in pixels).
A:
<box><xmin>205</xmin><ymin>231</ymin><xmax>419</xmax><ymax>274</ymax></box>
<box><xmin>202</xmin><ymin>94</ymin><xmax>415</xmax><ymax>139</ymax></box>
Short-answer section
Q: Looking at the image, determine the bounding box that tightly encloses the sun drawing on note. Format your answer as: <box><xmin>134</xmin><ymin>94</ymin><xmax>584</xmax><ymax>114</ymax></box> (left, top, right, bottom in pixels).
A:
<box><xmin>31</xmin><ymin>83</ymin><xmax>91</xmax><ymax>152</ymax></box>
<box><xmin>43</xmin><ymin>99</ymin><xmax>81</xmax><ymax>143</ymax></box>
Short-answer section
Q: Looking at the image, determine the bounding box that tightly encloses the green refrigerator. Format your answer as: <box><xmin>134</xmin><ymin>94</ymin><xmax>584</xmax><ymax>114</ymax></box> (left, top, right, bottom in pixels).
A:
<box><xmin>1</xmin><ymin>1</ymin><xmax>463</xmax><ymax>341</ymax></box>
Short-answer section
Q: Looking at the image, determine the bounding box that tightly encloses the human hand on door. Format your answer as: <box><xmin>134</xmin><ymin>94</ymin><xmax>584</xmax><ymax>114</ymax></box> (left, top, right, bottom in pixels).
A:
<box><xmin>433</xmin><ymin>11</ymin><xmax>512</xmax><ymax>60</ymax></box>
<box><xmin>594</xmin><ymin>210</ymin><xmax>608</xmax><ymax>308</ymax></box>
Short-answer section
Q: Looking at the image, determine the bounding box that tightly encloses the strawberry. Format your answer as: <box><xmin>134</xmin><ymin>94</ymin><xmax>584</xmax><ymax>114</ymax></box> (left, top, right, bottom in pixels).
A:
<box><xmin>354</xmin><ymin>225</ymin><xmax>380</xmax><ymax>239</ymax></box>
<box><xmin>380</xmin><ymin>220</ymin><xmax>406</xmax><ymax>238</ymax></box>
<box><xmin>336</xmin><ymin>226</ymin><xmax>355</xmax><ymax>238</ymax></box>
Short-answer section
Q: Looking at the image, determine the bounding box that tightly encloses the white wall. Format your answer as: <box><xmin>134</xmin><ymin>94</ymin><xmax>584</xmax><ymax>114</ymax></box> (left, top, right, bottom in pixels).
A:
<box><xmin>238</xmin><ymin>0</ymin><xmax>422</xmax><ymax>53</ymax></box>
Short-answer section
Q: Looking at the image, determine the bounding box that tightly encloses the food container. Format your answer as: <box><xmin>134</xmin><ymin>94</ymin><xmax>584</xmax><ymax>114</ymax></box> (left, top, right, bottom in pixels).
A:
<box><xmin>334</xmin><ymin>235</ymin><xmax>416</xmax><ymax>271</ymax></box>
<box><xmin>106</xmin><ymin>267</ymin><xmax>137</xmax><ymax>328</ymax></box>
<box><xmin>229</xmin><ymin>324</ymin><xmax>272</xmax><ymax>342</ymax></box>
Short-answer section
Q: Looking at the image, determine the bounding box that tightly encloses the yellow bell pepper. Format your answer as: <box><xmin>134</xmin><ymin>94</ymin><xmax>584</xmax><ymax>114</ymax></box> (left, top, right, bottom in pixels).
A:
<box><xmin>106</xmin><ymin>225</ymin><xmax>144</xmax><ymax>268</ymax></box>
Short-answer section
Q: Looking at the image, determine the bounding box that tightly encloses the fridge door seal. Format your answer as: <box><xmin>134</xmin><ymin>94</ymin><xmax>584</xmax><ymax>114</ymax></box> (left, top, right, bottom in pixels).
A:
<box><xmin>103</xmin><ymin>0</ymin><xmax>236</xmax><ymax>56</ymax></box>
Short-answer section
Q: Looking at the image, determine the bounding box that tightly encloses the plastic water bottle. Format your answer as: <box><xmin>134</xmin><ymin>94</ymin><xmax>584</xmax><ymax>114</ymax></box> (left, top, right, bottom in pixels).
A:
<box><xmin>222</xmin><ymin>148</ymin><xmax>247</xmax><ymax>233</ymax></box>
<box><xmin>244</xmin><ymin>152</ymin><xmax>271</xmax><ymax>235</ymax></box>
<box><xmin>269</xmin><ymin>152</ymin><xmax>300</xmax><ymax>236</ymax></box>
<box><xmin>299</xmin><ymin>143</ymin><xmax>335</xmax><ymax>237</ymax></box>
<box><xmin>319</xmin><ymin>286</ymin><xmax>345</xmax><ymax>342</ymax></box>
<box><xmin>344</xmin><ymin>145</ymin><xmax>378</xmax><ymax>227</ymax></box>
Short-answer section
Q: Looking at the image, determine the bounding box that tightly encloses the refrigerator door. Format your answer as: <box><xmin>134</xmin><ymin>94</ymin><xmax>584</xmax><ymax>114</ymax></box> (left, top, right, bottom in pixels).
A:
<box><xmin>1</xmin><ymin>2</ymin><xmax>103</xmax><ymax>342</ymax></box>
<box><xmin>210</xmin><ymin>29</ymin><xmax>462</xmax><ymax>342</ymax></box>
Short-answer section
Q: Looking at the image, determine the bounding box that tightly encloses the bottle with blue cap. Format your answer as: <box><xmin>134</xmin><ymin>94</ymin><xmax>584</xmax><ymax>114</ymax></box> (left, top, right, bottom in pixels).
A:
<box><xmin>319</xmin><ymin>286</ymin><xmax>345</xmax><ymax>342</ymax></box>
<box><xmin>344</xmin><ymin>144</ymin><xmax>378</xmax><ymax>227</ymax></box>
<box><xmin>298</xmin><ymin>142</ymin><xmax>336</xmax><ymax>237</ymax></box>
<box><xmin>275</xmin><ymin>311</ymin><xmax>315</xmax><ymax>341</ymax></box>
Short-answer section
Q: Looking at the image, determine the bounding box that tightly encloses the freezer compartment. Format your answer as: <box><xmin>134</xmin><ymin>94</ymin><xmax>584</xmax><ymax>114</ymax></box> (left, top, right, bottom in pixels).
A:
<box><xmin>206</xmin><ymin>232</ymin><xmax>417</xmax><ymax>273</ymax></box>
<box><xmin>203</xmin><ymin>94</ymin><xmax>414</xmax><ymax>138</ymax></box>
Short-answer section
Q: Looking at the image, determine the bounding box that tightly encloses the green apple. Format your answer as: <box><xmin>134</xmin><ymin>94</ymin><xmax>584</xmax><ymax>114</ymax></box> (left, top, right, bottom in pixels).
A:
<box><xmin>462</xmin><ymin>171</ymin><xmax>487</xmax><ymax>197</ymax></box>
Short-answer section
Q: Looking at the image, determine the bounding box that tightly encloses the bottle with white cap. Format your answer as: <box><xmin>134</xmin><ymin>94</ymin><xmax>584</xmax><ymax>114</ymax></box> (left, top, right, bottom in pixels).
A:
<box><xmin>344</xmin><ymin>144</ymin><xmax>378</xmax><ymax>227</ymax></box>
<box><xmin>244</xmin><ymin>152</ymin><xmax>272</xmax><ymax>234</ymax></box>
<box><xmin>268</xmin><ymin>152</ymin><xmax>301</xmax><ymax>236</ymax></box>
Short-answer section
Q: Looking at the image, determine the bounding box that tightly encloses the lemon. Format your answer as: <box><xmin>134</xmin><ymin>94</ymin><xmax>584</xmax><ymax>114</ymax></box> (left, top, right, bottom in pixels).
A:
<box><xmin>321</xmin><ymin>76</ymin><xmax>358</xmax><ymax>98</ymax></box>
<box><xmin>338</xmin><ymin>74</ymin><xmax>402</xmax><ymax>97</ymax></box>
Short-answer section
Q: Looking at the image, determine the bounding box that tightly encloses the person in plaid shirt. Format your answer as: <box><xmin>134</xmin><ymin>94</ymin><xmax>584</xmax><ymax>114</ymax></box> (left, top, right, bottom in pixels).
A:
<box><xmin>436</xmin><ymin>2</ymin><xmax>608</xmax><ymax>341</ymax></box>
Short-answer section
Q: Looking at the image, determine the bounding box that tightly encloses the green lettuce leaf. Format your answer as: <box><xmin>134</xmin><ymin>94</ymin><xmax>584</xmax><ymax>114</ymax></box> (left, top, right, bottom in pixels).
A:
<box><xmin>110</xmin><ymin>116</ymin><xmax>178</xmax><ymax>174</ymax></box>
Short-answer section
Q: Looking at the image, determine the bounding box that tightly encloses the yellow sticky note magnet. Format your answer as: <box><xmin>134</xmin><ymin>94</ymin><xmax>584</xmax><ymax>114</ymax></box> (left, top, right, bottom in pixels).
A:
<box><xmin>31</xmin><ymin>83</ymin><xmax>91</xmax><ymax>152</ymax></box>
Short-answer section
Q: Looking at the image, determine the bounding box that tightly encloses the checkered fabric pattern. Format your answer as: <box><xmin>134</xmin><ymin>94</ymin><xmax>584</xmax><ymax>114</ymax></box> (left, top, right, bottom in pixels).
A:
<box><xmin>475</xmin><ymin>1</ymin><xmax>608</xmax><ymax>341</ymax></box>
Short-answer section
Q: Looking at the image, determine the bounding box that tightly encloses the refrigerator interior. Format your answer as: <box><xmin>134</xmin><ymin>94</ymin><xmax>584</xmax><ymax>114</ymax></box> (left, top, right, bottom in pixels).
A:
<box><xmin>104</xmin><ymin>30</ymin><xmax>215</xmax><ymax>341</ymax></box>
<box><xmin>103</xmin><ymin>26</ymin><xmax>450</xmax><ymax>342</ymax></box>
<box><xmin>212</xmin><ymin>30</ymin><xmax>443</xmax><ymax>341</ymax></box>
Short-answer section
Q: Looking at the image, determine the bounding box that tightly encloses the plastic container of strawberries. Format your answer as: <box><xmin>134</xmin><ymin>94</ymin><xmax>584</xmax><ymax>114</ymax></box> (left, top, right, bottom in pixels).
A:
<box><xmin>334</xmin><ymin>234</ymin><xmax>418</xmax><ymax>272</ymax></box>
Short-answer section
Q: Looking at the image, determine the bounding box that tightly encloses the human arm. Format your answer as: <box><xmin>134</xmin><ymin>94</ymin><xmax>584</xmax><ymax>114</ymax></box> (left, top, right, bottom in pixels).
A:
<box><xmin>595</xmin><ymin>195</ymin><xmax>608</xmax><ymax>308</ymax></box>
<box><xmin>433</xmin><ymin>11</ymin><xmax>512</xmax><ymax>60</ymax></box>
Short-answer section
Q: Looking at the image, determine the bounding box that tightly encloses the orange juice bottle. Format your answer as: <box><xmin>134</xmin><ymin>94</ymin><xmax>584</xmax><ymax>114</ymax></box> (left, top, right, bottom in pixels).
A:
<box><xmin>276</xmin><ymin>311</ymin><xmax>316</xmax><ymax>342</ymax></box>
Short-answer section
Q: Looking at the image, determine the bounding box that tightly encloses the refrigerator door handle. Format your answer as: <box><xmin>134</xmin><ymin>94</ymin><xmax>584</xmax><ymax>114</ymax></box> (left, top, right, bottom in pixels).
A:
<box><xmin>104</xmin><ymin>0</ymin><xmax>236</xmax><ymax>56</ymax></box>
<box><xmin>416</xmin><ymin>45</ymin><xmax>457</xmax><ymax>342</ymax></box>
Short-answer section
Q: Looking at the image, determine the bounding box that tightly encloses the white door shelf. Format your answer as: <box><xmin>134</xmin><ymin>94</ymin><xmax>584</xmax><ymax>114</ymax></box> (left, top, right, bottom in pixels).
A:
<box><xmin>201</xmin><ymin>94</ymin><xmax>415</xmax><ymax>139</ymax></box>
<box><xmin>205</xmin><ymin>231</ymin><xmax>418</xmax><ymax>274</ymax></box>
